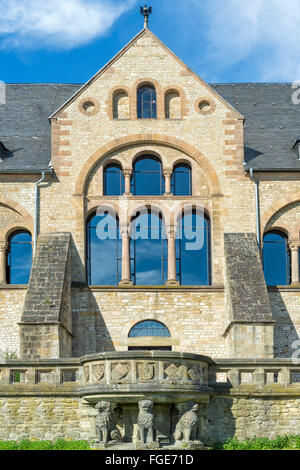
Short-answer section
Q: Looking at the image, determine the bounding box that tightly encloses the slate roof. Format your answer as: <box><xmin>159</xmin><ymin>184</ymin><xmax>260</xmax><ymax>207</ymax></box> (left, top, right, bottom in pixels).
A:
<box><xmin>0</xmin><ymin>84</ymin><xmax>81</xmax><ymax>171</ymax></box>
<box><xmin>0</xmin><ymin>82</ymin><xmax>299</xmax><ymax>171</ymax></box>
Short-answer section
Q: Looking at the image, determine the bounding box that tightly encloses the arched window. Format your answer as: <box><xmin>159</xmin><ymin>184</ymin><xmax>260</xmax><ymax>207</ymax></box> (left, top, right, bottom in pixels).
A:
<box><xmin>176</xmin><ymin>210</ymin><xmax>211</xmax><ymax>285</ymax></box>
<box><xmin>130</xmin><ymin>209</ymin><xmax>167</xmax><ymax>285</ymax></box>
<box><xmin>129</xmin><ymin>320</ymin><xmax>170</xmax><ymax>337</ymax></box>
<box><xmin>165</xmin><ymin>90</ymin><xmax>181</xmax><ymax>119</ymax></box>
<box><xmin>137</xmin><ymin>85</ymin><xmax>157</xmax><ymax>119</ymax></box>
<box><xmin>86</xmin><ymin>211</ymin><xmax>121</xmax><ymax>285</ymax></box>
<box><xmin>103</xmin><ymin>163</ymin><xmax>125</xmax><ymax>196</ymax></box>
<box><xmin>171</xmin><ymin>163</ymin><xmax>192</xmax><ymax>195</ymax></box>
<box><xmin>113</xmin><ymin>90</ymin><xmax>129</xmax><ymax>119</ymax></box>
<box><xmin>7</xmin><ymin>231</ymin><xmax>32</xmax><ymax>284</ymax></box>
<box><xmin>263</xmin><ymin>231</ymin><xmax>291</xmax><ymax>286</ymax></box>
<box><xmin>128</xmin><ymin>320</ymin><xmax>171</xmax><ymax>351</ymax></box>
<box><xmin>131</xmin><ymin>156</ymin><xmax>164</xmax><ymax>196</ymax></box>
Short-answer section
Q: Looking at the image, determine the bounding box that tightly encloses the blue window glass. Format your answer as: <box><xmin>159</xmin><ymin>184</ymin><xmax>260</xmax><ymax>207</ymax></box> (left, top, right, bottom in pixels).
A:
<box><xmin>129</xmin><ymin>320</ymin><xmax>171</xmax><ymax>337</ymax></box>
<box><xmin>104</xmin><ymin>163</ymin><xmax>124</xmax><ymax>196</ymax></box>
<box><xmin>86</xmin><ymin>211</ymin><xmax>121</xmax><ymax>285</ymax></box>
<box><xmin>137</xmin><ymin>85</ymin><xmax>157</xmax><ymax>119</ymax></box>
<box><xmin>263</xmin><ymin>231</ymin><xmax>291</xmax><ymax>286</ymax></box>
<box><xmin>131</xmin><ymin>156</ymin><xmax>164</xmax><ymax>196</ymax></box>
<box><xmin>130</xmin><ymin>210</ymin><xmax>167</xmax><ymax>285</ymax></box>
<box><xmin>171</xmin><ymin>163</ymin><xmax>192</xmax><ymax>195</ymax></box>
<box><xmin>7</xmin><ymin>231</ymin><xmax>32</xmax><ymax>284</ymax></box>
<box><xmin>176</xmin><ymin>211</ymin><xmax>211</xmax><ymax>286</ymax></box>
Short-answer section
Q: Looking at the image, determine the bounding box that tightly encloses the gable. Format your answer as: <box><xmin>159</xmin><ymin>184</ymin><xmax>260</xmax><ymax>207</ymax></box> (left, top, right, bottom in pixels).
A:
<box><xmin>50</xmin><ymin>29</ymin><xmax>242</xmax><ymax>120</ymax></box>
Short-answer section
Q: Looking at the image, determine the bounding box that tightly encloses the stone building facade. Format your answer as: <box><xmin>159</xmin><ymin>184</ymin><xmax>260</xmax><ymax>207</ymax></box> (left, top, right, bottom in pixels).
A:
<box><xmin>1</xmin><ymin>27</ymin><xmax>300</xmax><ymax>446</ymax></box>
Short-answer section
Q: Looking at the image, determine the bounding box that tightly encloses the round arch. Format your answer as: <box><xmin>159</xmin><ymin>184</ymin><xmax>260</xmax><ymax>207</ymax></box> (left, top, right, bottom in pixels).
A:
<box><xmin>262</xmin><ymin>191</ymin><xmax>300</xmax><ymax>236</ymax></box>
<box><xmin>74</xmin><ymin>134</ymin><xmax>222</xmax><ymax>196</ymax></box>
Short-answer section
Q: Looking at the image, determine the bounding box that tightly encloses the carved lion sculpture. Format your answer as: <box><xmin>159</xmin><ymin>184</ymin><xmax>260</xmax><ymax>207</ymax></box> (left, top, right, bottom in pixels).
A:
<box><xmin>174</xmin><ymin>402</ymin><xmax>199</xmax><ymax>443</ymax></box>
<box><xmin>137</xmin><ymin>400</ymin><xmax>155</xmax><ymax>444</ymax></box>
<box><xmin>95</xmin><ymin>401</ymin><xmax>122</xmax><ymax>443</ymax></box>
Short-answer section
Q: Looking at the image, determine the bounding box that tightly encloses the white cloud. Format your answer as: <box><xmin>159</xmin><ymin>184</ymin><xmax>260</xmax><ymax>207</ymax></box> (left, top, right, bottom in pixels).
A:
<box><xmin>201</xmin><ymin>0</ymin><xmax>300</xmax><ymax>81</ymax></box>
<box><xmin>0</xmin><ymin>0</ymin><xmax>137</xmax><ymax>50</ymax></box>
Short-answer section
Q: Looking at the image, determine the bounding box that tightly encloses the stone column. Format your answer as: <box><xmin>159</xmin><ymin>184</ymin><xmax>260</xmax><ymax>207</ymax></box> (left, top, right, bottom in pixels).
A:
<box><xmin>119</xmin><ymin>228</ymin><xmax>133</xmax><ymax>286</ymax></box>
<box><xmin>0</xmin><ymin>240</ymin><xmax>7</xmax><ymax>284</ymax></box>
<box><xmin>123</xmin><ymin>169</ymin><xmax>132</xmax><ymax>196</ymax></box>
<box><xmin>164</xmin><ymin>169</ymin><xmax>172</xmax><ymax>196</ymax></box>
<box><xmin>290</xmin><ymin>241</ymin><xmax>300</xmax><ymax>285</ymax></box>
<box><xmin>166</xmin><ymin>227</ymin><xmax>179</xmax><ymax>286</ymax></box>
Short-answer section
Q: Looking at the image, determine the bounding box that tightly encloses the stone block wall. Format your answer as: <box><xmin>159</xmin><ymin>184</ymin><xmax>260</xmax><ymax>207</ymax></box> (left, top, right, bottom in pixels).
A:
<box><xmin>0</xmin><ymin>288</ymin><xmax>26</xmax><ymax>357</ymax></box>
<box><xmin>71</xmin><ymin>288</ymin><xmax>227</xmax><ymax>358</ymax></box>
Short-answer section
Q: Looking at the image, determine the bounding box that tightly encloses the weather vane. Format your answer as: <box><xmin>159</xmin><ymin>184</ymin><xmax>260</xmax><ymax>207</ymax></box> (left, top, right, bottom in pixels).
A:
<box><xmin>140</xmin><ymin>4</ymin><xmax>152</xmax><ymax>29</ymax></box>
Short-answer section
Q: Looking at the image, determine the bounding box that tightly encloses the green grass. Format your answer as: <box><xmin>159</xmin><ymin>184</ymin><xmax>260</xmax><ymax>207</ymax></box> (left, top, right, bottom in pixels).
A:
<box><xmin>213</xmin><ymin>435</ymin><xmax>300</xmax><ymax>450</ymax></box>
<box><xmin>0</xmin><ymin>439</ymin><xmax>91</xmax><ymax>450</ymax></box>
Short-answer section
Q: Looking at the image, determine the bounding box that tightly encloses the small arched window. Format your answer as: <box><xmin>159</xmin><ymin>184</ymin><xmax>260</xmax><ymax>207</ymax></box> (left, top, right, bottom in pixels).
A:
<box><xmin>130</xmin><ymin>209</ymin><xmax>167</xmax><ymax>285</ymax></box>
<box><xmin>103</xmin><ymin>163</ymin><xmax>125</xmax><ymax>196</ymax></box>
<box><xmin>165</xmin><ymin>90</ymin><xmax>181</xmax><ymax>119</ymax></box>
<box><xmin>263</xmin><ymin>230</ymin><xmax>291</xmax><ymax>286</ymax></box>
<box><xmin>129</xmin><ymin>320</ymin><xmax>171</xmax><ymax>337</ymax></box>
<box><xmin>131</xmin><ymin>156</ymin><xmax>164</xmax><ymax>196</ymax></box>
<box><xmin>86</xmin><ymin>211</ymin><xmax>121</xmax><ymax>285</ymax></box>
<box><xmin>137</xmin><ymin>84</ymin><xmax>157</xmax><ymax>119</ymax></box>
<box><xmin>171</xmin><ymin>163</ymin><xmax>192</xmax><ymax>195</ymax></box>
<box><xmin>128</xmin><ymin>320</ymin><xmax>171</xmax><ymax>351</ymax></box>
<box><xmin>176</xmin><ymin>210</ymin><xmax>211</xmax><ymax>285</ymax></box>
<box><xmin>7</xmin><ymin>231</ymin><xmax>32</xmax><ymax>284</ymax></box>
<box><xmin>113</xmin><ymin>90</ymin><xmax>129</xmax><ymax>119</ymax></box>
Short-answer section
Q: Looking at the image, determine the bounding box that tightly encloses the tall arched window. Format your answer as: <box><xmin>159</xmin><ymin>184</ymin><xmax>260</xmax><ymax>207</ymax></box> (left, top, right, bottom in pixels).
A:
<box><xmin>131</xmin><ymin>156</ymin><xmax>164</xmax><ymax>196</ymax></box>
<box><xmin>171</xmin><ymin>163</ymin><xmax>192</xmax><ymax>195</ymax></box>
<box><xmin>7</xmin><ymin>231</ymin><xmax>32</xmax><ymax>284</ymax></box>
<box><xmin>128</xmin><ymin>320</ymin><xmax>171</xmax><ymax>351</ymax></box>
<box><xmin>86</xmin><ymin>211</ymin><xmax>121</xmax><ymax>285</ymax></box>
<box><xmin>263</xmin><ymin>230</ymin><xmax>291</xmax><ymax>286</ymax></box>
<box><xmin>137</xmin><ymin>85</ymin><xmax>157</xmax><ymax>119</ymax></box>
<box><xmin>130</xmin><ymin>209</ymin><xmax>167</xmax><ymax>285</ymax></box>
<box><xmin>176</xmin><ymin>210</ymin><xmax>211</xmax><ymax>286</ymax></box>
<box><xmin>103</xmin><ymin>163</ymin><xmax>125</xmax><ymax>196</ymax></box>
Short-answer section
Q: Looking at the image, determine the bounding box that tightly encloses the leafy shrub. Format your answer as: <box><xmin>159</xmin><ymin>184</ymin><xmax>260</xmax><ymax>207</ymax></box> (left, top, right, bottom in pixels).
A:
<box><xmin>0</xmin><ymin>439</ymin><xmax>90</xmax><ymax>450</ymax></box>
<box><xmin>216</xmin><ymin>435</ymin><xmax>300</xmax><ymax>450</ymax></box>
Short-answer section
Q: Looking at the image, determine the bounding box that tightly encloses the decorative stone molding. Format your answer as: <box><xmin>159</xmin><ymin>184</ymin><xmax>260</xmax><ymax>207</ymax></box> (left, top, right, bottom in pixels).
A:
<box><xmin>74</xmin><ymin>134</ymin><xmax>222</xmax><ymax>196</ymax></box>
<box><xmin>195</xmin><ymin>97</ymin><xmax>216</xmax><ymax>116</ymax></box>
<box><xmin>78</xmin><ymin>97</ymin><xmax>100</xmax><ymax>116</ymax></box>
<box><xmin>107</xmin><ymin>86</ymin><xmax>132</xmax><ymax>120</ymax></box>
<box><xmin>163</xmin><ymin>85</ymin><xmax>188</xmax><ymax>119</ymax></box>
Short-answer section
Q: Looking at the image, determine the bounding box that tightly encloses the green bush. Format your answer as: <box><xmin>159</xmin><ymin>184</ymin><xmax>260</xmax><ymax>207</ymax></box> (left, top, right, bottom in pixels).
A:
<box><xmin>215</xmin><ymin>435</ymin><xmax>300</xmax><ymax>450</ymax></box>
<box><xmin>0</xmin><ymin>439</ymin><xmax>91</xmax><ymax>450</ymax></box>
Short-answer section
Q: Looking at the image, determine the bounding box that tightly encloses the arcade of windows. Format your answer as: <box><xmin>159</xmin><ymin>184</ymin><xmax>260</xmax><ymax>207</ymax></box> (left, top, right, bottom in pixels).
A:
<box><xmin>87</xmin><ymin>154</ymin><xmax>212</xmax><ymax>287</ymax></box>
<box><xmin>112</xmin><ymin>83</ymin><xmax>184</xmax><ymax>120</ymax></box>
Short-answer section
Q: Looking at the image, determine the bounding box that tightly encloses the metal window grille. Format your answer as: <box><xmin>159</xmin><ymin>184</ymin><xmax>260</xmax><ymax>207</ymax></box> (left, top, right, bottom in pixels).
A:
<box><xmin>129</xmin><ymin>320</ymin><xmax>171</xmax><ymax>337</ymax></box>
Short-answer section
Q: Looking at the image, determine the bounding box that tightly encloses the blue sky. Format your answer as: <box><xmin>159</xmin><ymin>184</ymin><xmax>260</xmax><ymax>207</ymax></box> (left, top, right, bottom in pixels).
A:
<box><xmin>1</xmin><ymin>0</ymin><xmax>300</xmax><ymax>84</ymax></box>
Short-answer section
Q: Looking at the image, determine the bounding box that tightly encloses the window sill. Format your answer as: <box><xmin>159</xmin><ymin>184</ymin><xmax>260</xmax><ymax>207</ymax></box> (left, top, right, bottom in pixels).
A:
<box><xmin>268</xmin><ymin>285</ymin><xmax>300</xmax><ymax>292</ymax></box>
<box><xmin>72</xmin><ymin>284</ymin><xmax>224</xmax><ymax>292</ymax></box>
